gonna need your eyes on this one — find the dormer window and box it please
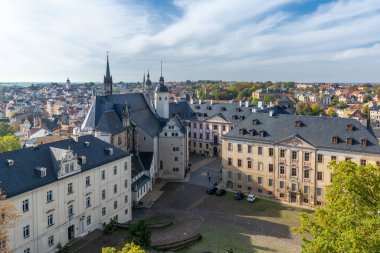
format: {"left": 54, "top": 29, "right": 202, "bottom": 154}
{"left": 360, "top": 138, "right": 367, "bottom": 147}
{"left": 295, "top": 120, "right": 303, "bottom": 127}
{"left": 260, "top": 130, "right": 266, "bottom": 137}
{"left": 221, "top": 107, "right": 226, "bottom": 111}
{"left": 240, "top": 116, "right": 246, "bottom": 120}
{"left": 252, "top": 119, "right": 259, "bottom": 125}
{"left": 346, "top": 124, "right": 354, "bottom": 131}
{"left": 331, "top": 136, "right": 338, "bottom": 144}
{"left": 203, "top": 113, "right": 207, "bottom": 117}
{"left": 207, "top": 106, "right": 212, "bottom": 110}
{"left": 346, "top": 137, "right": 353, "bottom": 145}
{"left": 249, "top": 129, "right": 256, "bottom": 136}
{"left": 239, "top": 128, "right": 245, "bottom": 135}
{"left": 195, "top": 105, "right": 200, "bottom": 109}
{"left": 236, "top": 108, "right": 241, "bottom": 112}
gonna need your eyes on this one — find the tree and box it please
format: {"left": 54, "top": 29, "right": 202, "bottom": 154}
{"left": 263, "top": 94, "right": 276, "bottom": 104}
{"left": 102, "top": 243, "right": 146, "bottom": 253}
{"left": 326, "top": 107, "right": 336, "bottom": 117}
{"left": 362, "top": 105, "right": 370, "bottom": 118}
{"left": 0, "top": 135, "right": 21, "bottom": 153}
{"left": 310, "top": 103, "right": 322, "bottom": 116}
{"left": 0, "top": 123, "right": 15, "bottom": 137}
{"left": 293, "top": 161, "right": 380, "bottom": 253}
{"left": 129, "top": 220, "right": 151, "bottom": 247}
{"left": 0, "top": 189, "right": 20, "bottom": 253}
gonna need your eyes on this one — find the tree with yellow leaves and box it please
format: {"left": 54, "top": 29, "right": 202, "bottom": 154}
{"left": 0, "top": 189, "right": 20, "bottom": 253}
{"left": 102, "top": 242, "right": 146, "bottom": 253}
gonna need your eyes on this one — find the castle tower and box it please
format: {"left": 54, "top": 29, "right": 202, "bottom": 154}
{"left": 154, "top": 62, "right": 169, "bottom": 118}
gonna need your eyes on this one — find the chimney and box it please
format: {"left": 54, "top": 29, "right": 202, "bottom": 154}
{"left": 269, "top": 102, "right": 273, "bottom": 107}
{"left": 210, "top": 100, "right": 213, "bottom": 106}
{"left": 7, "top": 159, "right": 14, "bottom": 167}
{"left": 190, "top": 98, "right": 194, "bottom": 104}
{"left": 245, "top": 101, "right": 249, "bottom": 107}
{"left": 78, "top": 156, "right": 86, "bottom": 165}
{"left": 239, "top": 101, "right": 242, "bottom": 107}
{"left": 269, "top": 110, "right": 275, "bottom": 117}
{"left": 104, "top": 147, "right": 113, "bottom": 156}
{"left": 199, "top": 99, "right": 202, "bottom": 105}
{"left": 84, "top": 141, "right": 90, "bottom": 147}
{"left": 258, "top": 101, "right": 263, "bottom": 108}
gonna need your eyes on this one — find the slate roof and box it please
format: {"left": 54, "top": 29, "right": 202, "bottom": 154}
{"left": 0, "top": 135, "right": 129, "bottom": 198}
{"left": 225, "top": 112, "right": 380, "bottom": 154}
{"left": 131, "top": 154, "right": 145, "bottom": 179}
{"left": 81, "top": 94, "right": 162, "bottom": 137}
{"left": 169, "top": 101, "right": 294, "bottom": 123}
{"left": 132, "top": 175, "right": 150, "bottom": 191}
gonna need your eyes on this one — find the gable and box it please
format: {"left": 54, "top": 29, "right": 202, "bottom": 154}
{"left": 204, "top": 114, "right": 229, "bottom": 123}
{"left": 276, "top": 135, "right": 315, "bottom": 149}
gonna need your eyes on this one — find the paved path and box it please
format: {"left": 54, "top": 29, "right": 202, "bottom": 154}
{"left": 189, "top": 156, "right": 222, "bottom": 188}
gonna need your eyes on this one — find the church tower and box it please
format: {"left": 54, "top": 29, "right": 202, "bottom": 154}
{"left": 104, "top": 53, "right": 113, "bottom": 96}
{"left": 154, "top": 62, "right": 169, "bottom": 119}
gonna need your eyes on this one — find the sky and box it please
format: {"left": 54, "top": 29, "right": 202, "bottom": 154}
{"left": 1, "top": 0, "right": 380, "bottom": 83}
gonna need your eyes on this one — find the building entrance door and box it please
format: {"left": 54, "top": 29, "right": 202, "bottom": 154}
{"left": 68, "top": 225, "right": 75, "bottom": 241}
{"left": 213, "top": 147, "right": 218, "bottom": 156}
{"left": 290, "top": 192, "right": 297, "bottom": 203}
{"left": 226, "top": 181, "right": 233, "bottom": 188}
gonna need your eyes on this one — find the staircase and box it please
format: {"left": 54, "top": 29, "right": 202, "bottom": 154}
{"left": 61, "top": 238, "right": 87, "bottom": 253}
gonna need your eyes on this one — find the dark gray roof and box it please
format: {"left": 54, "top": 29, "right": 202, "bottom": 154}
{"left": 0, "top": 135, "right": 129, "bottom": 198}
{"left": 131, "top": 154, "right": 145, "bottom": 179}
{"left": 82, "top": 94, "right": 162, "bottom": 137}
{"left": 138, "top": 152, "right": 154, "bottom": 171}
{"left": 225, "top": 113, "right": 380, "bottom": 154}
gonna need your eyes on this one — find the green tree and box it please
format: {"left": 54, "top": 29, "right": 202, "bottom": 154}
{"left": 129, "top": 220, "right": 151, "bottom": 247}
{"left": 362, "top": 105, "right": 370, "bottom": 118}
{"left": 0, "top": 135, "right": 20, "bottom": 153}
{"left": 0, "top": 123, "right": 16, "bottom": 137}
{"left": 102, "top": 243, "right": 146, "bottom": 253}
{"left": 363, "top": 95, "right": 372, "bottom": 103}
{"left": 263, "top": 94, "right": 276, "bottom": 104}
{"left": 293, "top": 161, "right": 380, "bottom": 253}
{"left": 310, "top": 103, "right": 322, "bottom": 116}
{"left": 326, "top": 107, "right": 336, "bottom": 117}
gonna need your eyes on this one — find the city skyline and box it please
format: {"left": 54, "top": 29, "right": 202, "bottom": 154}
{"left": 1, "top": 0, "right": 380, "bottom": 83}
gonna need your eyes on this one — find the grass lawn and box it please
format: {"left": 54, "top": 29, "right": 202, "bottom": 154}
{"left": 178, "top": 192, "right": 312, "bottom": 253}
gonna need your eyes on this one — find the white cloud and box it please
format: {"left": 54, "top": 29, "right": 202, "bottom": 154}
{"left": 0, "top": 0, "right": 380, "bottom": 82}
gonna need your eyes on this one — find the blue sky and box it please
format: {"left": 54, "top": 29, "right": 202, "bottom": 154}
{"left": 1, "top": 0, "right": 380, "bottom": 82}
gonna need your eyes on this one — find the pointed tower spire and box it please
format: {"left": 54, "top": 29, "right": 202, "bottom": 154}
{"left": 104, "top": 51, "right": 113, "bottom": 96}
{"left": 159, "top": 61, "right": 164, "bottom": 85}
{"left": 143, "top": 73, "right": 146, "bottom": 86}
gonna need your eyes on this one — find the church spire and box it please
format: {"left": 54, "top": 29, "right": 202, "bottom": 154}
{"left": 159, "top": 61, "right": 164, "bottom": 86}
{"left": 104, "top": 52, "right": 113, "bottom": 96}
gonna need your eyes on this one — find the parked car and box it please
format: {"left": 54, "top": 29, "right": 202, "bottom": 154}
{"left": 234, "top": 192, "right": 244, "bottom": 200}
{"left": 216, "top": 188, "right": 226, "bottom": 196}
{"left": 207, "top": 186, "right": 218, "bottom": 194}
{"left": 247, "top": 194, "right": 256, "bottom": 203}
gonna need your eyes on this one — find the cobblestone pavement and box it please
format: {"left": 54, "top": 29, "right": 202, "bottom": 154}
{"left": 189, "top": 154, "right": 222, "bottom": 188}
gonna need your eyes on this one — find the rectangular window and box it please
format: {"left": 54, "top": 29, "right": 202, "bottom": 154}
{"left": 114, "top": 201, "right": 118, "bottom": 209}
{"left": 304, "top": 169, "right": 309, "bottom": 178}
{"left": 279, "top": 181, "right": 285, "bottom": 189}
{"left": 318, "top": 154, "right": 323, "bottom": 163}
{"left": 22, "top": 199, "right": 29, "bottom": 213}
{"left": 199, "top": 143, "right": 202, "bottom": 148}
{"left": 304, "top": 152, "right": 309, "bottom": 161}
{"left": 237, "top": 144, "right": 242, "bottom": 152}
{"left": 102, "top": 190, "right": 106, "bottom": 200}
{"left": 258, "top": 147, "right": 263, "bottom": 155}
{"left": 124, "top": 179, "right": 128, "bottom": 188}
{"left": 124, "top": 162, "right": 128, "bottom": 170}
{"left": 67, "top": 183, "right": 73, "bottom": 194}
{"left": 23, "top": 225, "right": 30, "bottom": 239}
{"left": 360, "top": 159, "right": 367, "bottom": 166}
{"left": 214, "top": 125, "right": 218, "bottom": 130}
{"left": 68, "top": 205, "right": 73, "bottom": 217}
{"left": 125, "top": 208, "right": 129, "bottom": 215}
{"left": 113, "top": 166, "right": 117, "bottom": 175}
{"left": 0, "top": 241, "right": 5, "bottom": 251}
{"left": 200, "top": 133, "right": 203, "bottom": 139}
{"left": 101, "top": 170, "right": 106, "bottom": 180}
{"left": 291, "top": 167, "right": 297, "bottom": 177}
{"left": 69, "top": 163, "right": 74, "bottom": 172}
{"left": 65, "top": 164, "right": 69, "bottom": 173}
{"left": 86, "top": 215, "right": 91, "bottom": 225}
{"left": 124, "top": 195, "right": 128, "bottom": 204}
{"left": 227, "top": 171, "right": 232, "bottom": 179}
{"left": 47, "top": 214, "right": 53, "bottom": 227}
{"left": 317, "top": 172, "right": 323, "bottom": 181}
{"left": 280, "top": 149, "right": 285, "bottom": 158}
{"left": 247, "top": 145, "right": 252, "bottom": 153}
{"left": 85, "top": 176, "right": 90, "bottom": 187}
{"left": 228, "top": 158, "right": 232, "bottom": 165}
{"left": 48, "top": 235, "right": 54, "bottom": 247}
{"left": 317, "top": 187, "right": 322, "bottom": 196}
{"left": 268, "top": 179, "right": 273, "bottom": 187}
{"left": 86, "top": 196, "right": 91, "bottom": 208}
{"left": 102, "top": 207, "right": 106, "bottom": 216}
{"left": 279, "top": 166, "right": 285, "bottom": 175}
{"left": 237, "top": 173, "right": 242, "bottom": 181}
{"left": 258, "top": 177, "right": 263, "bottom": 185}
{"left": 24, "top": 248, "right": 30, "bottom": 253}
{"left": 304, "top": 186, "right": 309, "bottom": 194}
{"left": 291, "top": 183, "right": 297, "bottom": 191}
{"left": 247, "top": 175, "right": 252, "bottom": 182}
{"left": 247, "top": 160, "right": 252, "bottom": 169}
{"left": 269, "top": 148, "right": 274, "bottom": 156}
{"left": 46, "top": 190, "right": 53, "bottom": 203}
{"left": 237, "top": 159, "right": 242, "bottom": 167}
{"left": 114, "top": 184, "right": 118, "bottom": 194}
{"left": 331, "top": 156, "right": 337, "bottom": 161}
{"left": 268, "top": 164, "right": 274, "bottom": 172}
{"left": 292, "top": 151, "right": 297, "bottom": 160}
